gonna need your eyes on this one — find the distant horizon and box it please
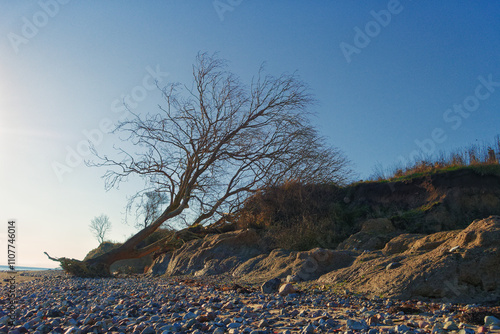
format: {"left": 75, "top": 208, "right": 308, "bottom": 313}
{"left": 0, "top": 265, "right": 61, "bottom": 271}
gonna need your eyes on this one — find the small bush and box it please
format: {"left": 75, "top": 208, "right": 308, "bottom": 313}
{"left": 234, "top": 181, "right": 362, "bottom": 251}
{"left": 84, "top": 241, "right": 122, "bottom": 261}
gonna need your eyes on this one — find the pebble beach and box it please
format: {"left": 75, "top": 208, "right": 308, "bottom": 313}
{"left": 1, "top": 271, "right": 499, "bottom": 334}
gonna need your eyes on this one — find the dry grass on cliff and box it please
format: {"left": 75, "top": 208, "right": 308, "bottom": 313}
{"left": 371, "top": 135, "right": 500, "bottom": 182}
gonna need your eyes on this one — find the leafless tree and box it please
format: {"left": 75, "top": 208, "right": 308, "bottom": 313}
{"left": 89, "top": 214, "right": 112, "bottom": 244}
{"left": 134, "top": 191, "right": 168, "bottom": 230}
{"left": 49, "top": 53, "right": 350, "bottom": 276}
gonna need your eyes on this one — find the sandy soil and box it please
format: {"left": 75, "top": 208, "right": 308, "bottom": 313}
{"left": 0, "top": 270, "right": 65, "bottom": 285}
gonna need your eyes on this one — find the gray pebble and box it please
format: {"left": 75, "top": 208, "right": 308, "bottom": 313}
{"left": 228, "top": 322, "right": 242, "bottom": 329}
{"left": 141, "top": 326, "right": 155, "bottom": 334}
{"left": 302, "top": 323, "right": 315, "bottom": 333}
{"left": 485, "top": 316, "right": 500, "bottom": 327}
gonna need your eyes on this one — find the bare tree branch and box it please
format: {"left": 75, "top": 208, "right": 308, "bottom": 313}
{"left": 79, "top": 52, "right": 351, "bottom": 275}
{"left": 89, "top": 214, "right": 112, "bottom": 244}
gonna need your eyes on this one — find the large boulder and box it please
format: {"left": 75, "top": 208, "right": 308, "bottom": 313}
{"left": 319, "top": 216, "right": 500, "bottom": 303}
{"left": 148, "top": 228, "right": 355, "bottom": 283}
{"left": 382, "top": 233, "right": 425, "bottom": 255}
{"left": 149, "top": 229, "right": 264, "bottom": 276}
{"left": 233, "top": 247, "right": 355, "bottom": 283}
{"left": 337, "top": 218, "right": 397, "bottom": 251}
{"left": 146, "top": 253, "right": 172, "bottom": 276}
{"left": 381, "top": 230, "right": 460, "bottom": 255}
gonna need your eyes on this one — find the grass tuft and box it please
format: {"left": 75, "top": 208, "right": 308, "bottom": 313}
{"left": 370, "top": 135, "right": 500, "bottom": 182}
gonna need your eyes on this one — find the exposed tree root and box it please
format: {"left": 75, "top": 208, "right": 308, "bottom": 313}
{"left": 44, "top": 252, "right": 112, "bottom": 277}
{"left": 44, "top": 225, "right": 218, "bottom": 277}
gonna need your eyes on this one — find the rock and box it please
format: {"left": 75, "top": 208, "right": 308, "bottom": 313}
{"left": 346, "top": 320, "right": 368, "bottom": 331}
{"left": 184, "top": 319, "right": 197, "bottom": 329}
{"left": 183, "top": 312, "right": 197, "bottom": 320}
{"left": 443, "top": 321, "right": 458, "bottom": 330}
{"left": 394, "top": 324, "right": 410, "bottom": 333}
{"left": 318, "top": 216, "right": 500, "bottom": 304}
{"left": 227, "top": 322, "right": 241, "bottom": 329}
{"left": 257, "top": 319, "right": 268, "bottom": 328}
{"left": 337, "top": 232, "right": 392, "bottom": 252}
{"left": 22, "top": 321, "right": 35, "bottom": 330}
{"left": 286, "top": 274, "right": 301, "bottom": 283}
{"left": 322, "top": 318, "right": 337, "bottom": 328}
{"left": 382, "top": 234, "right": 425, "bottom": 255}
{"left": 302, "top": 323, "right": 315, "bottom": 333}
{"left": 337, "top": 218, "right": 396, "bottom": 252}
{"left": 47, "top": 309, "right": 63, "bottom": 318}
{"left": 235, "top": 248, "right": 355, "bottom": 282}
{"left": 386, "top": 262, "right": 402, "bottom": 270}
{"left": 418, "top": 321, "right": 430, "bottom": 328}
{"left": 485, "top": 315, "right": 500, "bottom": 327}
{"left": 367, "top": 316, "right": 378, "bottom": 326}
{"left": 153, "top": 229, "right": 264, "bottom": 276}
{"left": 63, "top": 328, "right": 81, "bottom": 334}
{"left": 410, "top": 231, "right": 460, "bottom": 253}
{"left": 261, "top": 278, "right": 281, "bottom": 294}
{"left": 278, "top": 283, "right": 296, "bottom": 296}
{"left": 458, "top": 329, "right": 475, "bottom": 334}
{"left": 159, "top": 325, "right": 174, "bottom": 332}
{"left": 140, "top": 326, "right": 155, "bottom": 334}
{"left": 196, "top": 315, "right": 209, "bottom": 323}
{"left": 146, "top": 253, "right": 172, "bottom": 276}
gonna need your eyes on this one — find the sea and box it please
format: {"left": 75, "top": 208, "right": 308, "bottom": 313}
{"left": 0, "top": 265, "right": 60, "bottom": 271}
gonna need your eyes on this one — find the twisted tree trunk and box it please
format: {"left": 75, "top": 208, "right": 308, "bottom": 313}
{"left": 46, "top": 203, "right": 189, "bottom": 277}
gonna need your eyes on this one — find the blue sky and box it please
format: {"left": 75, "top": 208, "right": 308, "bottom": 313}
{"left": 1, "top": 1, "right": 499, "bottom": 267}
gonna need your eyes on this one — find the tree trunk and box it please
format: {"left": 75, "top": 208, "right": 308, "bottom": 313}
{"left": 46, "top": 202, "right": 192, "bottom": 277}
{"left": 45, "top": 234, "right": 176, "bottom": 277}
{"left": 45, "top": 206, "right": 215, "bottom": 277}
